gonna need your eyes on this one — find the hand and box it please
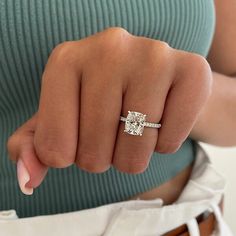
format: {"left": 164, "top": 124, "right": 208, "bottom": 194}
{"left": 7, "top": 27, "right": 212, "bottom": 195}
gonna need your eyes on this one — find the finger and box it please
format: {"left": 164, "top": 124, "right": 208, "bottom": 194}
{"left": 75, "top": 69, "right": 123, "bottom": 173}
{"left": 17, "top": 141, "right": 48, "bottom": 195}
{"left": 7, "top": 113, "right": 48, "bottom": 195}
{"left": 155, "top": 54, "right": 212, "bottom": 153}
{"left": 33, "top": 43, "right": 81, "bottom": 168}
{"left": 7, "top": 113, "right": 38, "bottom": 163}
{"left": 112, "top": 73, "right": 169, "bottom": 174}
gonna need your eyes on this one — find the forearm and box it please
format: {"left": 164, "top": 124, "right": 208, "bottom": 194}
{"left": 190, "top": 71, "right": 236, "bottom": 146}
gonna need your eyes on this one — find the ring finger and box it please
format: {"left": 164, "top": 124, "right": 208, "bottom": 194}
{"left": 112, "top": 74, "right": 169, "bottom": 174}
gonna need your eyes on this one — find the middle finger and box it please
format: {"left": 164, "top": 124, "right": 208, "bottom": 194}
{"left": 75, "top": 67, "right": 123, "bottom": 173}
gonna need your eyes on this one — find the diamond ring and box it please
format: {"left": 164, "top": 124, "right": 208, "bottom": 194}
{"left": 120, "top": 111, "right": 161, "bottom": 136}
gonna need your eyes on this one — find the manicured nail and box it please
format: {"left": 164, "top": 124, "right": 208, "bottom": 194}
{"left": 17, "top": 159, "right": 34, "bottom": 195}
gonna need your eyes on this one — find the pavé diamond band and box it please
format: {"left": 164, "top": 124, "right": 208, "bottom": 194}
{"left": 120, "top": 111, "right": 161, "bottom": 136}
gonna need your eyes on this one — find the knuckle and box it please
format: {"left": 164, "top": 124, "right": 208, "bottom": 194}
{"left": 6, "top": 134, "right": 19, "bottom": 159}
{"left": 184, "top": 53, "right": 211, "bottom": 76}
{"left": 76, "top": 150, "right": 111, "bottom": 173}
{"left": 188, "top": 54, "right": 211, "bottom": 77}
{"left": 113, "top": 154, "right": 149, "bottom": 174}
{"left": 176, "top": 52, "right": 213, "bottom": 98}
{"left": 6, "top": 134, "right": 16, "bottom": 151}
{"left": 98, "top": 27, "right": 131, "bottom": 57}
{"left": 156, "top": 142, "right": 181, "bottom": 154}
{"left": 36, "top": 148, "right": 73, "bottom": 168}
{"left": 149, "top": 40, "right": 174, "bottom": 75}
{"left": 126, "top": 163, "right": 148, "bottom": 174}
{"left": 50, "top": 41, "right": 77, "bottom": 67}
{"left": 34, "top": 139, "right": 74, "bottom": 168}
{"left": 154, "top": 40, "right": 171, "bottom": 53}
{"left": 187, "top": 54, "right": 213, "bottom": 95}
{"left": 103, "top": 27, "right": 130, "bottom": 39}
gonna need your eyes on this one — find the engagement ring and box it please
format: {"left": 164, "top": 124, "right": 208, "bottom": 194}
{"left": 120, "top": 111, "right": 161, "bottom": 136}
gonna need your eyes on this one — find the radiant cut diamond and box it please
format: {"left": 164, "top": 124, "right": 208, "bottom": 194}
{"left": 124, "top": 111, "right": 146, "bottom": 136}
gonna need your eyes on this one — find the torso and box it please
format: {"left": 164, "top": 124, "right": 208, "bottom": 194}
{"left": 0, "top": 0, "right": 215, "bottom": 217}
{"left": 128, "top": 163, "right": 194, "bottom": 204}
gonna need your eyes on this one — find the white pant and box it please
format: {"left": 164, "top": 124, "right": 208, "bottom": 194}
{"left": 0, "top": 144, "right": 234, "bottom": 236}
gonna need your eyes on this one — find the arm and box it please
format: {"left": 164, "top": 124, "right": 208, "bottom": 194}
{"left": 190, "top": 0, "right": 236, "bottom": 147}
{"left": 190, "top": 72, "right": 236, "bottom": 146}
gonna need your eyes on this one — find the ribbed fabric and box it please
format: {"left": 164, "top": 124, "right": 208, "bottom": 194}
{"left": 0, "top": 0, "right": 215, "bottom": 218}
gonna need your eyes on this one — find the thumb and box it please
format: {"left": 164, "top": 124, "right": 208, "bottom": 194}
{"left": 7, "top": 112, "right": 48, "bottom": 195}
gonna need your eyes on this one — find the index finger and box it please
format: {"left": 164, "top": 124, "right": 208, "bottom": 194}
{"left": 34, "top": 42, "right": 81, "bottom": 167}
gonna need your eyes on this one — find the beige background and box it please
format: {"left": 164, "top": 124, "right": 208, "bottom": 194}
{"left": 200, "top": 143, "right": 236, "bottom": 233}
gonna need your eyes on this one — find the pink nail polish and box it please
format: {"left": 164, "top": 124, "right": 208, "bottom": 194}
{"left": 17, "top": 159, "right": 34, "bottom": 195}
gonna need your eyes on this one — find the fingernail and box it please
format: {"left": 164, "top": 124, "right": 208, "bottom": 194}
{"left": 17, "top": 159, "right": 34, "bottom": 195}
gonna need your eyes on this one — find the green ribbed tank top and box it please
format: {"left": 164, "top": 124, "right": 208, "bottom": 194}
{"left": 0, "top": 0, "right": 215, "bottom": 218}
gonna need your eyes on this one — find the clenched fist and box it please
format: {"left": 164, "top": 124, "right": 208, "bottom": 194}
{"left": 7, "top": 27, "right": 212, "bottom": 195}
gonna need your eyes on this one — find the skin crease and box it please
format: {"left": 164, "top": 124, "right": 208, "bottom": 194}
{"left": 6, "top": 0, "right": 236, "bottom": 201}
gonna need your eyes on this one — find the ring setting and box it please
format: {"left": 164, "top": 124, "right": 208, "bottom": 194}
{"left": 120, "top": 111, "right": 161, "bottom": 136}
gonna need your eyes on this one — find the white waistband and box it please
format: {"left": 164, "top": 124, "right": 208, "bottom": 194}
{"left": 0, "top": 144, "right": 233, "bottom": 236}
